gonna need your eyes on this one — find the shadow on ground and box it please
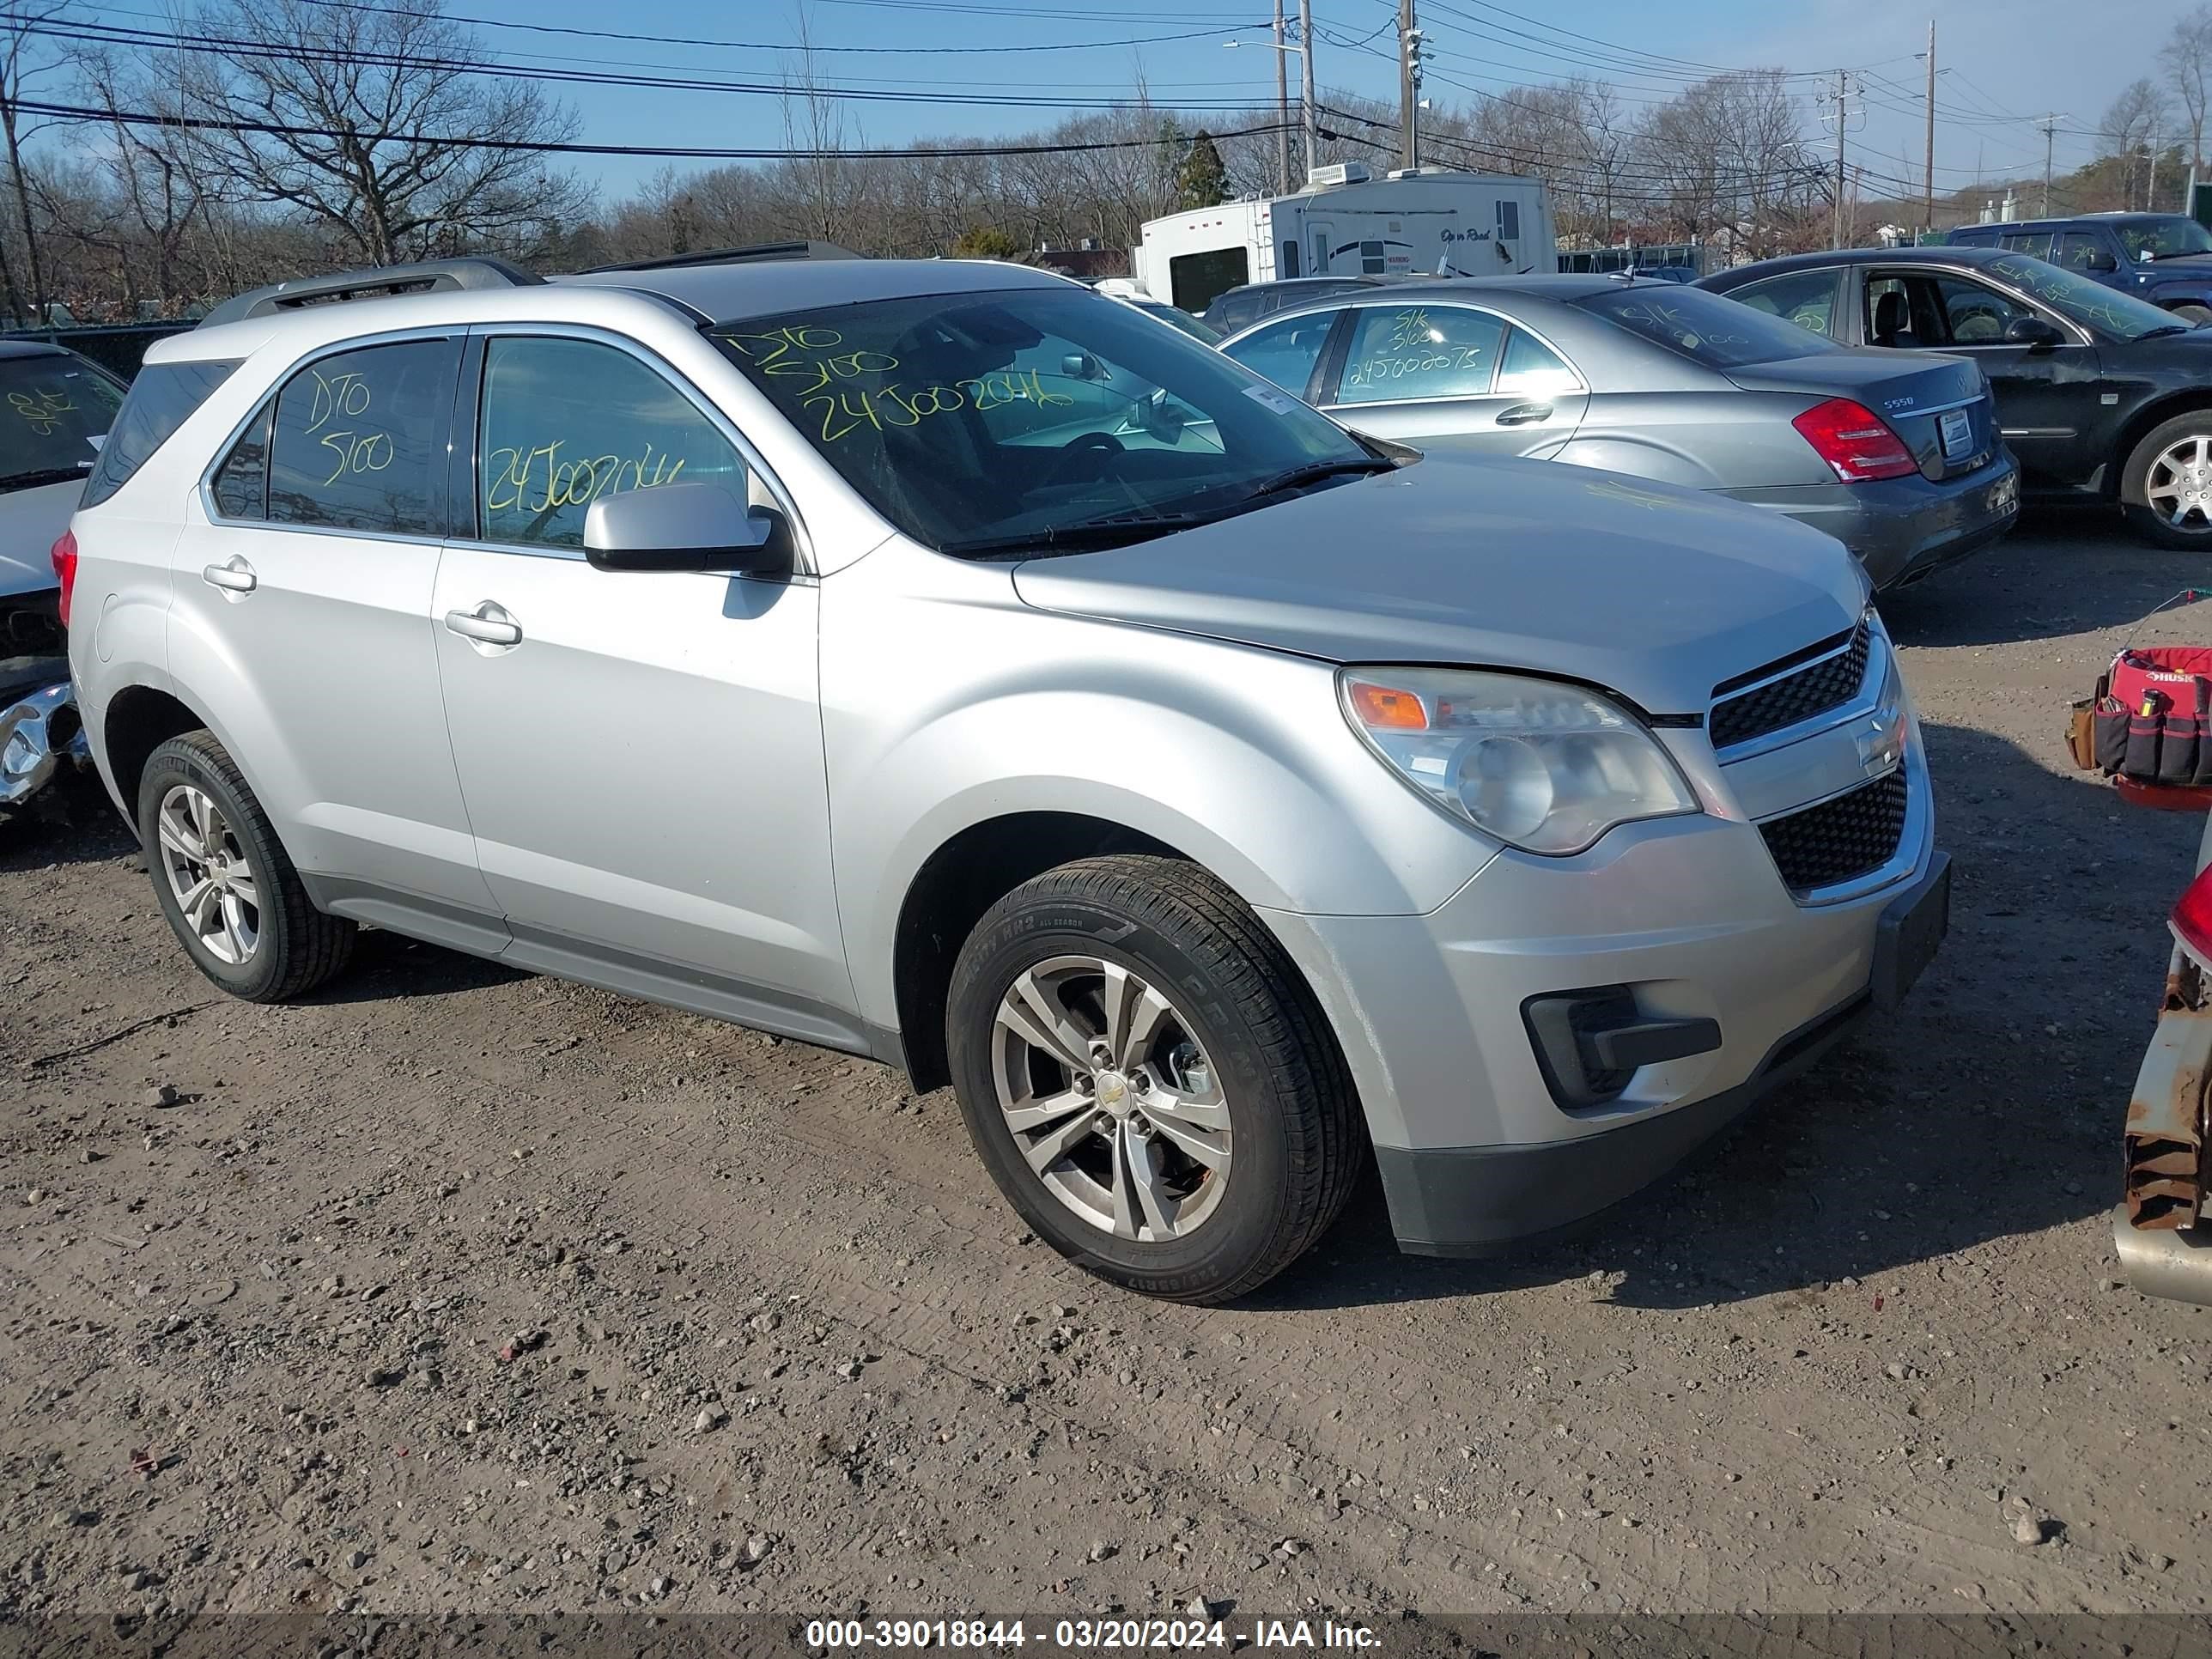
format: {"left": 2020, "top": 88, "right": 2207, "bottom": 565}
{"left": 1880, "top": 504, "right": 2207, "bottom": 649}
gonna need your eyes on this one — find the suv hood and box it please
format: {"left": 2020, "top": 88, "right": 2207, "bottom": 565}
{"left": 1012, "top": 451, "right": 1867, "bottom": 717}
{"left": 2144, "top": 252, "right": 2212, "bottom": 282}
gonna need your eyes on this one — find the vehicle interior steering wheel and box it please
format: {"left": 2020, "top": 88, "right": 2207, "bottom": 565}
{"left": 1040, "top": 429, "right": 1126, "bottom": 485}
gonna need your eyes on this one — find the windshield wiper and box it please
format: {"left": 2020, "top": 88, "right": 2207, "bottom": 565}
{"left": 938, "top": 511, "right": 1206, "bottom": 559}
{"left": 1231, "top": 457, "right": 1395, "bottom": 505}
{"left": 2139, "top": 323, "right": 2195, "bottom": 339}
{"left": 0, "top": 465, "right": 89, "bottom": 491}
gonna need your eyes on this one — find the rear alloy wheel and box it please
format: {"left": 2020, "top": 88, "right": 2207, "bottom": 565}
{"left": 2124, "top": 412, "right": 2212, "bottom": 548}
{"left": 946, "top": 854, "right": 1364, "bottom": 1304}
{"left": 137, "top": 729, "right": 355, "bottom": 1001}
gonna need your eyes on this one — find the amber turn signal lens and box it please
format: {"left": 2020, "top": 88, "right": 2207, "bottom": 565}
{"left": 1349, "top": 681, "right": 1428, "bottom": 730}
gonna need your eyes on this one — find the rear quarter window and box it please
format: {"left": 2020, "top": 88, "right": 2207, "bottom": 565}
{"left": 81, "top": 359, "right": 236, "bottom": 507}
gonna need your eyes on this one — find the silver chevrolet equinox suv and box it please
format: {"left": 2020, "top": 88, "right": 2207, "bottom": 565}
{"left": 62, "top": 252, "right": 1949, "bottom": 1303}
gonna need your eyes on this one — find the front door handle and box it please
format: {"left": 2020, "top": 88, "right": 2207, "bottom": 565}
{"left": 1495, "top": 402, "right": 1553, "bottom": 427}
{"left": 202, "top": 556, "right": 257, "bottom": 593}
{"left": 443, "top": 604, "right": 522, "bottom": 647}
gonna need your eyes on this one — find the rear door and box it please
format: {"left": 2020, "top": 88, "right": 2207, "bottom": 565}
{"left": 167, "top": 331, "right": 499, "bottom": 921}
{"left": 1219, "top": 308, "right": 1348, "bottom": 402}
{"left": 1317, "top": 299, "right": 1587, "bottom": 458}
{"left": 1851, "top": 264, "right": 2103, "bottom": 487}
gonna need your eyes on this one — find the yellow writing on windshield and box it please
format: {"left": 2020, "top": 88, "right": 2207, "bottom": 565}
{"left": 8, "top": 386, "right": 77, "bottom": 435}
{"left": 484, "top": 439, "right": 689, "bottom": 515}
{"left": 801, "top": 368, "right": 1072, "bottom": 445}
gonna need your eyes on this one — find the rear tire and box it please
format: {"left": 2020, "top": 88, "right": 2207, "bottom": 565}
{"left": 137, "top": 730, "right": 355, "bottom": 1002}
{"left": 945, "top": 854, "right": 1364, "bottom": 1304}
{"left": 2122, "top": 410, "right": 2212, "bottom": 549}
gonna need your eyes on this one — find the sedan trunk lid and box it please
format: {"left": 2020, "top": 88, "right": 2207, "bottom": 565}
{"left": 1725, "top": 351, "right": 1994, "bottom": 483}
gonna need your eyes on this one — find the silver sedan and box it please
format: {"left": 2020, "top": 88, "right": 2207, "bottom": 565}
{"left": 1220, "top": 275, "right": 2021, "bottom": 591}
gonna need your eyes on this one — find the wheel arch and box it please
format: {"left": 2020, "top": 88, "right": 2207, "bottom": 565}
{"left": 2112, "top": 391, "right": 2212, "bottom": 504}
{"left": 891, "top": 811, "right": 1195, "bottom": 1093}
{"left": 102, "top": 684, "right": 215, "bottom": 821}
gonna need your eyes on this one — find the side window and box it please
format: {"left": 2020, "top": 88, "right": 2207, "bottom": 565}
{"left": 1729, "top": 269, "right": 1843, "bottom": 338}
{"left": 477, "top": 337, "right": 745, "bottom": 550}
{"left": 1336, "top": 304, "right": 1504, "bottom": 404}
{"left": 1498, "top": 200, "right": 1521, "bottom": 241}
{"left": 82, "top": 359, "right": 235, "bottom": 508}
{"left": 211, "top": 401, "right": 271, "bottom": 520}
{"left": 2057, "top": 233, "right": 2111, "bottom": 272}
{"left": 2002, "top": 232, "right": 2056, "bottom": 261}
{"left": 1932, "top": 275, "right": 2027, "bottom": 343}
{"left": 1280, "top": 240, "right": 1302, "bottom": 279}
{"left": 267, "top": 338, "right": 457, "bottom": 536}
{"left": 1495, "top": 327, "right": 1582, "bottom": 396}
{"left": 1358, "top": 240, "right": 1387, "bottom": 276}
{"left": 1167, "top": 246, "right": 1248, "bottom": 313}
{"left": 1222, "top": 310, "right": 1339, "bottom": 395}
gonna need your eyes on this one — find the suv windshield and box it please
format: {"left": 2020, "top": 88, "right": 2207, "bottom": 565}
{"left": 2117, "top": 216, "right": 2212, "bottom": 261}
{"left": 0, "top": 351, "right": 125, "bottom": 489}
{"left": 715, "top": 286, "right": 1373, "bottom": 554}
{"left": 1574, "top": 283, "right": 1841, "bottom": 367}
{"left": 1982, "top": 252, "right": 2185, "bottom": 339}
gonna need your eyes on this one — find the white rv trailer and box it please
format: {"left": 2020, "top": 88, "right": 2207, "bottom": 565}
{"left": 1130, "top": 164, "right": 1558, "bottom": 314}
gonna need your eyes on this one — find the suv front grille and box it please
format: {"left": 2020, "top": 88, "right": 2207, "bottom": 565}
{"left": 1759, "top": 767, "right": 1908, "bottom": 892}
{"left": 1710, "top": 622, "right": 1870, "bottom": 750}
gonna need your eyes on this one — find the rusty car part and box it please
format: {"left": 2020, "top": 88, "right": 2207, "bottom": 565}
{"left": 0, "top": 678, "right": 88, "bottom": 815}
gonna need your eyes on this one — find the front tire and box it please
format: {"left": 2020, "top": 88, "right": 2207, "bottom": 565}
{"left": 2172, "top": 304, "right": 2212, "bottom": 327}
{"left": 2122, "top": 410, "right": 2212, "bottom": 549}
{"left": 137, "top": 730, "right": 355, "bottom": 1002}
{"left": 946, "top": 855, "right": 1363, "bottom": 1304}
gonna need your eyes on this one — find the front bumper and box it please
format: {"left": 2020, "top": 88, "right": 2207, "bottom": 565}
{"left": 1260, "top": 743, "right": 1942, "bottom": 1255}
{"left": 1724, "top": 453, "right": 2021, "bottom": 592}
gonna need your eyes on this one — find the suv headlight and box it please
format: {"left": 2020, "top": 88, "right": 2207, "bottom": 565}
{"left": 1340, "top": 666, "right": 1698, "bottom": 854}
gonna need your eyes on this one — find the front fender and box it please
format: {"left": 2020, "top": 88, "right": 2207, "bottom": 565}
{"left": 819, "top": 543, "right": 1496, "bottom": 1027}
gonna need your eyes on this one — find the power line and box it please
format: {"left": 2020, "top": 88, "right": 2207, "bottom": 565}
{"left": 18, "top": 95, "right": 1299, "bottom": 160}
{"left": 23, "top": 15, "right": 1286, "bottom": 112}
{"left": 280, "top": 0, "right": 1257, "bottom": 58}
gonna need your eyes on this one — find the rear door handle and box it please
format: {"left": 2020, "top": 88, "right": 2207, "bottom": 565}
{"left": 1495, "top": 403, "right": 1553, "bottom": 427}
{"left": 202, "top": 556, "right": 256, "bottom": 593}
{"left": 443, "top": 605, "right": 522, "bottom": 647}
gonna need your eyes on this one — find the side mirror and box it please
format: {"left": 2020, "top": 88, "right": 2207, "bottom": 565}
{"left": 1060, "top": 351, "right": 1106, "bottom": 381}
{"left": 1140, "top": 386, "right": 1187, "bottom": 441}
{"left": 583, "top": 481, "right": 793, "bottom": 575}
{"left": 2004, "top": 315, "right": 2064, "bottom": 351}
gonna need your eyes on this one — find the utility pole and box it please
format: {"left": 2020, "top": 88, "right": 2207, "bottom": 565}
{"left": 1272, "top": 0, "right": 1290, "bottom": 195}
{"left": 1398, "top": 0, "right": 1419, "bottom": 170}
{"left": 1298, "top": 0, "right": 1317, "bottom": 183}
{"left": 2149, "top": 123, "right": 2161, "bottom": 210}
{"left": 1922, "top": 20, "right": 1936, "bottom": 238}
{"left": 1832, "top": 70, "right": 1850, "bottom": 250}
{"left": 2039, "top": 113, "right": 2061, "bottom": 216}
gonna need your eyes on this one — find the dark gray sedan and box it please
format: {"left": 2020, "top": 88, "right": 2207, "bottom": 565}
{"left": 1219, "top": 275, "right": 2020, "bottom": 591}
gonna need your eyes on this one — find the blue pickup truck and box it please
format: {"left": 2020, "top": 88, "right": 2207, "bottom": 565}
{"left": 1947, "top": 213, "right": 2212, "bottom": 324}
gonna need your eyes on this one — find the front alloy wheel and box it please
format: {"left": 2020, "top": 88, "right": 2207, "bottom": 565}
{"left": 992, "top": 956, "right": 1231, "bottom": 1242}
{"left": 155, "top": 782, "right": 261, "bottom": 964}
{"left": 2144, "top": 432, "right": 2212, "bottom": 536}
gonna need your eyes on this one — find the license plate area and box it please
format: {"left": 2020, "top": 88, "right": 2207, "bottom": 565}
{"left": 1938, "top": 407, "right": 1973, "bottom": 461}
{"left": 1874, "top": 851, "right": 1950, "bottom": 1011}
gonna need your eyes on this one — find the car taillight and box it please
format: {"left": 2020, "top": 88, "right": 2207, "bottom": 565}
{"left": 2173, "top": 863, "right": 2212, "bottom": 969}
{"left": 1791, "top": 398, "right": 1920, "bottom": 483}
{"left": 49, "top": 528, "right": 76, "bottom": 629}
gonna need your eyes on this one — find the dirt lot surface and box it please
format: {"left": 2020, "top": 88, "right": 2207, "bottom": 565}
{"left": 6, "top": 509, "right": 2212, "bottom": 1626}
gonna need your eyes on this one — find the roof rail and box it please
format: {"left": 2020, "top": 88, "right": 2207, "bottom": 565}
{"left": 580, "top": 240, "right": 862, "bottom": 274}
{"left": 198, "top": 257, "right": 544, "bottom": 328}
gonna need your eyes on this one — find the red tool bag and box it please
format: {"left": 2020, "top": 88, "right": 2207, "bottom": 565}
{"left": 2076, "top": 640, "right": 2212, "bottom": 788}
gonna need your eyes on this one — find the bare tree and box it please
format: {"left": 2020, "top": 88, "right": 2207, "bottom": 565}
{"left": 2168, "top": 3, "right": 2212, "bottom": 179}
{"left": 2101, "top": 77, "right": 2173, "bottom": 208}
{"left": 175, "top": 0, "right": 587, "bottom": 267}
{"left": 0, "top": 2, "right": 77, "bottom": 322}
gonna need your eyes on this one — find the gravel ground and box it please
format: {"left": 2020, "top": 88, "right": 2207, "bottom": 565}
{"left": 4, "top": 507, "right": 2211, "bottom": 1624}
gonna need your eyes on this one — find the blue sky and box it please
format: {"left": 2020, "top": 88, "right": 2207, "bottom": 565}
{"left": 82, "top": 0, "right": 2172, "bottom": 204}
